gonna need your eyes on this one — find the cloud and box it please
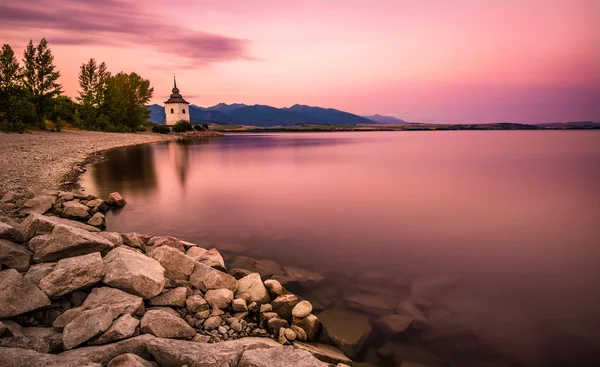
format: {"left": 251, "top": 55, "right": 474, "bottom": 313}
{"left": 0, "top": 0, "right": 250, "bottom": 64}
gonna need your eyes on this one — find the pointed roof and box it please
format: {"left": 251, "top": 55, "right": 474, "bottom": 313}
{"left": 164, "top": 75, "right": 189, "bottom": 104}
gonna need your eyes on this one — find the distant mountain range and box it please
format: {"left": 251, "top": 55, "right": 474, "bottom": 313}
{"left": 362, "top": 114, "right": 407, "bottom": 124}
{"left": 147, "top": 103, "right": 392, "bottom": 126}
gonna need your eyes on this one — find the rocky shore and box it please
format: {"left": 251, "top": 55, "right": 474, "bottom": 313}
{"left": 0, "top": 189, "right": 352, "bottom": 367}
{"left": 0, "top": 131, "right": 178, "bottom": 199}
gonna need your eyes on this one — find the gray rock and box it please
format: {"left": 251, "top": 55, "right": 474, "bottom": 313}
{"left": 239, "top": 346, "right": 328, "bottom": 367}
{"left": 0, "top": 239, "right": 32, "bottom": 271}
{"left": 149, "top": 287, "right": 187, "bottom": 307}
{"left": 292, "top": 300, "right": 313, "bottom": 318}
{"left": 103, "top": 247, "right": 165, "bottom": 299}
{"left": 108, "top": 353, "right": 156, "bottom": 367}
{"left": 146, "top": 236, "right": 184, "bottom": 253}
{"left": 107, "top": 192, "right": 127, "bottom": 207}
{"left": 148, "top": 245, "right": 195, "bottom": 280}
{"left": 203, "top": 316, "right": 222, "bottom": 331}
{"left": 272, "top": 293, "right": 299, "bottom": 320}
{"left": 293, "top": 341, "right": 352, "bottom": 365}
{"left": 96, "top": 232, "right": 124, "bottom": 247}
{"left": 63, "top": 305, "right": 115, "bottom": 349}
{"left": 293, "top": 314, "right": 321, "bottom": 342}
{"left": 62, "top": 201, "right": 91, "bottom": 220}
{"left": 189, "top": 262, "right": 238, "bottom": 293}
{"left": 0, "top": 269, "right": 51, "bottom": 318}
{"left": 184, "top": 246, "right": 207, "bottom": 261}
{"left": 372, "top": 314, "right": 413, "bottom": 336}
{"left": 318, "top": 306, "right": 372, "bottom": 358}
{"left": 186, "top": 294, "right": 209, "bottom": 313}
{"left": 196, "top": 248, "right": 226, "bottom": 270}
{"left": 18, "top": 194, "right": 56, "bottom": 216}
{"left": 236, "top": 273, "right": 271, "bottom": 305}
{"left": 20, "top": 213, "right": 100, "bottom": 241}
{"left": 39, "top": 252, "right": 104, "bottom": 298}
{"left": 344, "top": 294, "right": 394, "bottom": 316}
{"left": 82, "top": 286, "right": 145, "bottom": 319}
{"left": 205, "top": 288, "right": 234, "bottom": 309}
{"left": 121, "top": 232, "right": 146, "bottom": 250}
{"left": 264, "top": 279, "right": 285, "bottom": 298}
{"left": 140, "top": 308, "right": 195, "bottom": 339}
{"left": 232, "top": 298, "right": 248, "bottom": 312}
{"left": 33, "top": 224, "right": 113, "bottom": 263}
{"left": 87, "top": 213, "right": 106, "bottom": 229}
{"left": 89, "top": 314, "right": 139, "bottom": 345}
{"left": 0, "top": 222, "right": 25, "bottom": 243}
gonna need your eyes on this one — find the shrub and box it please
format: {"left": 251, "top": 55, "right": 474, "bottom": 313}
{"left": 152, "top": 124, "right": 170, "bottom": 134}
{"left": 172, "top": 120, "right": 193, "bottom": 133}
{"left": 193, "top": 124, "right": 203, "bottom": 131}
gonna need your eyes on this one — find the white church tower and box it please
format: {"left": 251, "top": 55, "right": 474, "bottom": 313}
{"left": 164, "top": 76, "right": 190, "bottom": 125}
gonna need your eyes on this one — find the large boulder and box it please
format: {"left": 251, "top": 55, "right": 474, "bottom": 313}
{"left": 293, "top": 301, "right": 313, "bottom": 318}
{"left": 140, "top": 308, "right": 195, "bottom": 339}
{"left": 121, "top": 233, "right": 146, "bottom": 250}
{"left": 0, "top": 222, "right": 25, "bottom": 243}
{"left": 318, "top": 306, "right": 373, "bottom": 358}
{"left": 236, "top": 273, "right": 271, "bottom": 305}
{"left": 272, "top": 294, "right": 299, "bottom": 320}
{"left": 0, "top": 347, "right": 102, "bottom": 367}
{"left": 89, "top": 314, "right": 140, "bottom": 345}
{"left": 145, "top": 337, "right": 282, "bottom": 367}
{"left": 204, "top": 288, "right": 234, "bottom": 309}
{"left": 0, "top": 239, "right": 32, "bottom": 271}
{"left": 54, "top": 306, "right": 88, "bottom": 329}
{"left": 24, "top": 262, "right": 56, "bottom": 286}
{"left": 264, "top": 279, "right": 286, "bottom": 299}
{"left": 196, "top": 248, "right": 226, "bottom": 270}
{"left": 0, "top": 269, "right": 51, "bottom": 318}
{"left": 148, "top": 246, "right": 195, "bottom": 280}
{"left": 96, "top": 232, "right": 124, "bottom": 247}
{"left": 38, "top": 252, "right": 104, "bottom": 298}
{"left": 58, "top": 335, "right": 155, "bottom": 365}
{"left": 239, "top": 346, "right": 329, "bottom": 367}
{"left": 146, "top": 236, "right": 184, "bottom": 253}
{"left": 82, "top": 286, "right": 145, "bottom": 319}
{"left": 230, "top": 256, "right": 284, "bottom": 278}
{"left": 189, "top": 262, "right": 238, "bottom": 293}
{"left": 62, "top": 201, "right": 91, "bottom": 220}
{"left": 18, "top": 194, "right": 55, "bottom": 216}
{"left": 149, "top": 287, "right": 187, "bottom": 307}
{"left": 63, "top": 305, "right": 115, "bottom": 349}
{"left": 185, "top": 247, "right": 207, "bottom": 261}
{"left": 102, "top": 247, "right": 165, "bottom": 299}
{"left": 20, "top": 213, "right": 100, "bottom": 241}
{"left": 33, "top": 224, "right": 113, "bottom": 263}
{"left": 293, "top": 341, "right": 352, "bottom": 365}
{"left": 108, "top": 354, "right": 155, "bottom": 367}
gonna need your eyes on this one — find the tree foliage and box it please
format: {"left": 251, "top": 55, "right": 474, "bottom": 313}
{"left": 172, "top": 120, "right": 193, "bottom": 133}
{"left": 0, "top": 44, "right": 35, "bottom": 132}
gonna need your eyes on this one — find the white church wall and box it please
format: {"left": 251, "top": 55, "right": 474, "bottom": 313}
{"left": 165, "top": 103, "right": 190, "bottom": 125}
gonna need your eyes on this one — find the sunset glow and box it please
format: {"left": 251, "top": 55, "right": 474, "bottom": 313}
{"left": 1, "top": 0, "right": 598, "bottom": 123}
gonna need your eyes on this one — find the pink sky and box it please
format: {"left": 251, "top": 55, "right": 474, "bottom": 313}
{"left": 1, "top": 0, "right": 598, "bottom": 124}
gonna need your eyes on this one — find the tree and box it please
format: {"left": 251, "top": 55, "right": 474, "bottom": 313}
{"left": 77, "top": 58, "right": 110, "bottom": 130}
{"left": 0, "top": 44, "right": 34, "bottom": 132}
{"left": 22, "top": 38, "right": 62, "bottom": 129}
{"left": 102, "top": 72, "right": 153, "bottom": 132}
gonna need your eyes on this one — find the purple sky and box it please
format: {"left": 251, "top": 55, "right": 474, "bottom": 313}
{"left": 1, "top": 0, "right": 599, "bottom": 123}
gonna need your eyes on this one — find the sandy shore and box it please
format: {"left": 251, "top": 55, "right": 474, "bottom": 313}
{"left": 0, "top": 130, "right": 176, "bottom": 197}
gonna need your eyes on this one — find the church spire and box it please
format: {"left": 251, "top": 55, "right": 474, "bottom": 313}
{"left": 173, "top": 74, "right": 177, "bottom": 89}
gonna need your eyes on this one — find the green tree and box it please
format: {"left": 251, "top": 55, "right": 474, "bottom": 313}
{"left": 22, "top": 38, "right": 62, "bottom": 129}
{"left": 0, "top": 44, "right": 34, "bottom": 132}
{"left": 77, "top": 58, "right": 110, "bottom": 129}
{"left": 48, "top": 95, "right": 77, "bottom": 131}
{"left": 102, "top": 72, "right": 153, "bottom": 132}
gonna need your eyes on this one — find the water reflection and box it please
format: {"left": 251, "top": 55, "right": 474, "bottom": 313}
{"left": 81, "top": 132, "right": 600, "bottom": 367}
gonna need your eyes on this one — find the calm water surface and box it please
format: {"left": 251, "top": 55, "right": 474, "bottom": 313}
{"left": 82, "top": 131, "right": 600, "bottom": 366}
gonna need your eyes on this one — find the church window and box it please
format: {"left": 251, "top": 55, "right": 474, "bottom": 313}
{"left": 182, "top": 109, "right": 186, "bottom": 114}
{"left": 170, "top": 108, "right": 174, "bottom": 114}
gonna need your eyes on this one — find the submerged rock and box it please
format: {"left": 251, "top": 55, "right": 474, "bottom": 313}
{"left": 372, "top": 314, "right": 413, "bottom": 336}
{"left": 0, "top": 269, "right": 51, "bottom": 318}
{"left": 102, "top": 247, "right": 165, "bottom": 299}
{"left": 230, "top": 256, "right": 284, "bottom": 278}
{"left": 344, "top": 294, "right": 394, "bottom": 316}
{"left": 318, "top": 306, "right": 372, "bottom": 358}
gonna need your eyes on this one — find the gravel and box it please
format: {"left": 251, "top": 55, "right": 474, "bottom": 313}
{"left": 0, "top": 130, "right": 175, "bottom": 197}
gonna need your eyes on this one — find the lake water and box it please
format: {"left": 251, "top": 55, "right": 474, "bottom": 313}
{"left": 81, "top": 131, "right": 600, "bottom": 367}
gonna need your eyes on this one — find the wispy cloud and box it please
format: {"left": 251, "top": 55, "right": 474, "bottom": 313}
{"left": 0, "top": 0, "right": 251, "bottom": 64}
